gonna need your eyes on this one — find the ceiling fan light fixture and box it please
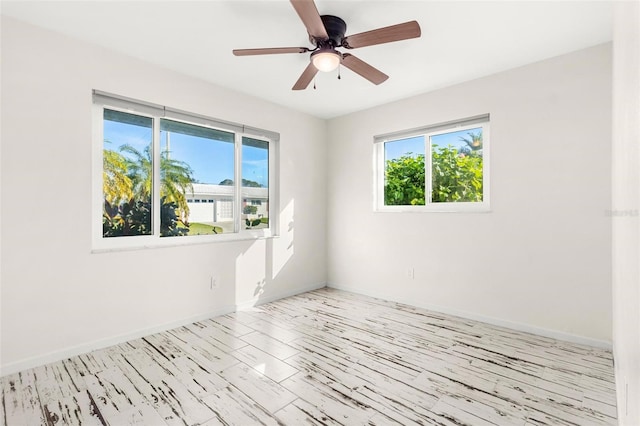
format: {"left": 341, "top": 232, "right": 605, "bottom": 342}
{"left": 311, "top": 49, "right": 341, "bottom": 72}
{"left": 233, "top": 0, "right": 422, "bottom": 90}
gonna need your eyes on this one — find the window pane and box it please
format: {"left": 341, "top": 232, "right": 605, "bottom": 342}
{"left": 103, "top": 109, "right": 153, "bottom": 237}
{"left": 160, "top": 119, "right": 235, "bottom": 236}
{"left": 242, "top": 137, "right": 269, "bottom": 229}
{"left": 430, "top": 127, "right": 483, "bottom": 203}
{"left": 384, "top": 136, "right": 426, "bottom": 205}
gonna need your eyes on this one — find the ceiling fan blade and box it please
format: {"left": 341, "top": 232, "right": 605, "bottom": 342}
{"left": 342, "top": 21, "right": 421, "bottom": 49}
{"left": 341, "top": 54, "right": 389, "bottom": 85}
{"left": 290, "top": 0, "right": 329, "bottom": 40}
{"left": 233, "top": 47, "right": 309, "bottom": 56}
{"left": 292, "top": 62, "right": 319, "bottom": 90}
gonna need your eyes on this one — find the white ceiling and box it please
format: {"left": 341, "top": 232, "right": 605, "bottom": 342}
{"left": 1, "top": 1, "right": 613, "bottom": 119}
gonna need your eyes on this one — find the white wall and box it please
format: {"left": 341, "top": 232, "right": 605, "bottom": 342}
{"left": 0, "top": 17, "right": 327, "bottom": 374}
{"left": 0, "top": 14, "right": 618, "bottom": 376}
{"left": 327, "top": 44, "right": 613, "bottom": 345}
{"left": 612, "top": 2, "right": 640, "bottom": 424}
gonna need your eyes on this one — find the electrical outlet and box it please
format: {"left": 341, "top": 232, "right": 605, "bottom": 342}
{"left": 406, "top": 267, "right": 415, "bottom": 279}
{"left": 625, "top": 381, "right": 628, "bottom": 416}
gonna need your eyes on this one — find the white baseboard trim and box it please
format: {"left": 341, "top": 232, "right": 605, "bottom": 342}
{"left": 235, "top": 282, "right": 327, "bottom": 311}
{"left": 1, "top": 282, "right": 328, "bottom": 377}
{"left": 0, "top": 304, "right": 236, "bottom": 377}
{"left": 4, "top": 281, "right": 608, "bottom": 376}
{"left": 328, "top": 283, "right": 612, "bottom": 350}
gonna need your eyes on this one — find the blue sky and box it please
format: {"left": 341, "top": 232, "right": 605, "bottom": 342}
{"left": 161, "top": 131, "right": 235, "bottom": 185}
{"left": 385, "top": 127, "right": 482, "bottom": 160}
{"left": 242, "top": 144, "right": 269, "bottom": 187}
{"left": 104, "top": 118, "right": 269, "bottom": 187}
{"left": 105, "top": 115, "right": 478, "bottom": 186}
{"left": 104, "top": 118, "right": 152, "bottom": 155}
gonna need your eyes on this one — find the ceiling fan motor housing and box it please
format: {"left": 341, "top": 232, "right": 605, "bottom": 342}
{"left": 311, "top": 15, "right": 347, "bottom": 47}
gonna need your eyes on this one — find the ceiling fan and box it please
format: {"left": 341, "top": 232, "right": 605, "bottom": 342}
{"left": 232, "top": 0, "right": 421, "bottom": 90}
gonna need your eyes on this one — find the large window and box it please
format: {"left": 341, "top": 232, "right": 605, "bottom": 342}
{"left": 93, "top": 91, "right": 278, "bottom": 250}
{"left": 375, "top": 115, "right": 490, "bottom": 212}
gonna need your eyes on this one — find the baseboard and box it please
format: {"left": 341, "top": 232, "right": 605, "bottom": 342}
{"left": 235, "top": 282, "right": 327, "bottom": 311}
{"left": 0, "top": 304, "right": 236, "bottom": 377}
{"left": 2, "top": 282, "right": 328, "bottom": 377}
{"left": 328, "top": 283, "right": 612, "bottom": 350}
{"left": 4, "top": 280, "right": 607, "bottom": 376}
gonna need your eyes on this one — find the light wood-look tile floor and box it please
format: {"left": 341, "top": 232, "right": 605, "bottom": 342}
{"left": 1, "top": 288, "right": 617, "bottom": 425}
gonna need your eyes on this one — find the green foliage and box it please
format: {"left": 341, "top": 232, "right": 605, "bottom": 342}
{"left": 243, "top": 179, "right": 263, "bottom": 188}
{"left": 103, "top": 198, "right": 152, "bottom": 237}
{"left": 384, "top": 154, "right": 426, "bottom": 205}
{"left": 159, "top": 197, "right": 190, "bottom": 237}
{"left": 184, "top": 222, "right": 224, "bottom": 235}
{"left": 103, "top": 148, "right": 134, "bottom": 204}
{"left": 103, "top": 197, "right": 190, "bottom": 237}
{"left": 160, "top": 150, "right": 195, "bottom": 224}
{"left": 219, "top": 178, "right": 263, "bottom": 187}
{"left": 118, "top": 145, "right": 153, "bottom": 201}
{"left": 431, "top": 146, "right": 483, "bottom": 203}
{"left": 245, "top": 218, "right": 262, "bottom": 229}
{"left": 243, "top": 204, "right": 261, "bottom": 229}
{"left": 458, "top": 131, "right": 483, "bottom": 155}
{"left": 243, "top": 205, "right": 258, "bottom": 215}
{"left": 384, "top": 142, "right": 483, "bottom": 205}
{"left": 113, "top": 144, "right": 195, "bottom": 223}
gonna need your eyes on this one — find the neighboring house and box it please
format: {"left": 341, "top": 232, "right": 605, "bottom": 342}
{"left": 186, "top": 183, "right": 268, "bottom": 223}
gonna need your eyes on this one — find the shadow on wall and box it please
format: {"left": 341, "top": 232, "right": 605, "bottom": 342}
{"left": 234, "top": 199, "right": 295, "bottom": 308}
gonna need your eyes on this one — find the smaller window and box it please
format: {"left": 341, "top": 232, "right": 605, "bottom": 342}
{"left": 375, "top": 115, "right": 490, "bottom": 212}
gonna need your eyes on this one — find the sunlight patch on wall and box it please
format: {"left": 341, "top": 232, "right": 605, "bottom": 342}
{"left": 235, "top": 239, "right": 267, "bottom": 308}
{"left": 272, "top": 199, "right": 295, "bottom": 279}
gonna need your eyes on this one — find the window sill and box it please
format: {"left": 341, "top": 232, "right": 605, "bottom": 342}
{"left": 91, "top": 232, "right": 278, "bottom": 254}
{"left": 375, "top": 203, "right": 491, "bottom": 213}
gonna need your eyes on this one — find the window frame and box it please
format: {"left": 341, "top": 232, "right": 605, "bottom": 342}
{"left": 92, "top": 91, "right": 279, "bottom": 252}
{"left": 374, "top": 115, "right": 490, "bottom": 213}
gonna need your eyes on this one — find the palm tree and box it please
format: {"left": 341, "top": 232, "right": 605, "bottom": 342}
{"left": 103, "top": 148, "right": 133, "bottom": 204}
{"left": 160, "top": 149, "right": 195, "bottom": 224}
{"left": 459, "top": 131, "right": 483, "bottom": 156}
{"left": 119, "top": 144, "right": 153, "bottom": 201}
{"left": 119, "top": 144, "right": 195, "bottom": 223}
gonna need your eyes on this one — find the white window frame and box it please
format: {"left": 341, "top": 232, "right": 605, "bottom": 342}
{"left": 374, "top": 115, "right": 490, "bottom": 213}
{"left": 92, "top": 91, "right": 279, "bottom": 252}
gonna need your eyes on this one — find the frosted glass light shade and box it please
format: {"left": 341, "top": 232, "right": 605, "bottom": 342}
{"left": 312, "top": 50, "right": 341, "bottom": 72}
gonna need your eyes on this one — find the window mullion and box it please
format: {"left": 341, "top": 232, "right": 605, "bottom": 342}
{"left": 153, "top": 117, "right": 162, "bottom": 237}
{"left": 234, "top": 133, "right": 243, "bottom": 233}
{"left": 377, "top": 143, "right": 385, "bottom": 209}
{"left": 425, "top": 135, "right": 432, "bottom": 205}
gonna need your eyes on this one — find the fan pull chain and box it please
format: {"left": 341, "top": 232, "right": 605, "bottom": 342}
{"left": 313, "top": 77, "right": 316, "bottom": 90}
{"left": 338, "top": 64, "right": 341, "bottom": 80}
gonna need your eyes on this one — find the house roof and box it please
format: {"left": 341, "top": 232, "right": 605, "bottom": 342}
{"left": 191, "top": 183, "right": 268, "bottom": 199}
